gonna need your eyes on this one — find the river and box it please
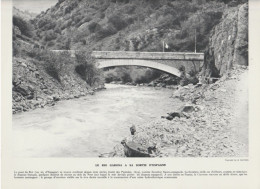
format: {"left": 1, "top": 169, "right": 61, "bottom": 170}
{"left": 13, "top": 84, "right": 182, "bottom": 157}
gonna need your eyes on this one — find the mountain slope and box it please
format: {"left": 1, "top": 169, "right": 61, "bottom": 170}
{"left": 32, "top": 0, "right": 245, "bottom": 52}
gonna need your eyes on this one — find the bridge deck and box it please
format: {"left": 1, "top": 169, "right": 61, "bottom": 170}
{"left": 52, "top": 50, "right": 204, "bottom": 60}
{"left": 92, "top": 51, "right": 204, "bottom": 61}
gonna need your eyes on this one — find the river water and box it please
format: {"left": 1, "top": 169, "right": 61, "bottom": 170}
{"left": 13, "top": 84, "right": 182, "bottom": 157}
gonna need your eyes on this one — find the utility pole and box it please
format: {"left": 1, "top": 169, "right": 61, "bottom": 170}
{"left": 163, "top": 41, "right": 165, "bottom": 52}
{"left": 195, "top": 29, "right": 197, "bottom": 53}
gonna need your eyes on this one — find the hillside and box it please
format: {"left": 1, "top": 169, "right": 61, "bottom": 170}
{"left": 13, "top": 7, "right": 37, "bottom": 21}
{"left": 31, "top": 0, "right": 246, "bottom": 52}
{"left": 12, "top": 0, "right": 248, "bottom": 114}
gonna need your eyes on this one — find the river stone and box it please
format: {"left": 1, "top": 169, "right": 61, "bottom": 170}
{"left": 166, "top": 115, "right": 173, "bottom": 120}
{"left": 130, "top": 125, "right": 136, "bottom": 135}
{"left": 181, "top": 105, "right": 195, "bottom": 113}
{"left": 167, "top": 112, "right": 182, "bottom": 118}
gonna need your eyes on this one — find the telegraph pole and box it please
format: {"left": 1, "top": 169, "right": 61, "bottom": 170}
{"left": 195, "top": 29, "right": 197, "bottom": 53}
{"left": 163, "top": 41, "right": 165, "bottom": 52}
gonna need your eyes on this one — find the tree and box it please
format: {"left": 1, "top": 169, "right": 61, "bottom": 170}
{"left": 13, "top": 15, "right": 33, "bottom": 37}
{"left": 75, "top": 51, "right": 103, "bottom": 86}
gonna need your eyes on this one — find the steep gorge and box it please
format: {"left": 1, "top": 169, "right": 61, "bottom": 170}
{"left": 202, "top": 3, "right": 248, "bottom": 78}
{"left": 12, "top": 0, "right": 248, "bottom": 114}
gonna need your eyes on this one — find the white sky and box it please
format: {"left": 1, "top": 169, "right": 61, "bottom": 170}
{"left": 13, "top": 0, "right": 58, "bottom": 14}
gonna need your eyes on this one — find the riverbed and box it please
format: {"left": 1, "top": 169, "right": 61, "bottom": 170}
{"left": 13, "top": 84, "right": 182, "bottom": 157}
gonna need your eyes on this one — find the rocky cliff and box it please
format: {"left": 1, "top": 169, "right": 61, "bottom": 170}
{"left": 202, "top": 3, "right": 248, "bottom": 78}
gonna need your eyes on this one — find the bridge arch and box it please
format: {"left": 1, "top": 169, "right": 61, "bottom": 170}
{"left": 97, "top": 59, "right": 182, "bottom": 77}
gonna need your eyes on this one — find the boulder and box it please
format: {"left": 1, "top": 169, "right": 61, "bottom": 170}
{"left": 130, "top": 125, "right": 136, "bottom": 135}
{"left": 167, "top": 112, "right": 182, "bottom": 118}
{"left": 121, "top": 141, "right": 154, "bottom": 157}
{"left": 180, "top": 105, "right": 195, "bottom": 113}
{"left": 14, "top": 84, "right": 31, "bottom": 96}
{"left": 166, "top": 115, "right": 173, "bottom": 120}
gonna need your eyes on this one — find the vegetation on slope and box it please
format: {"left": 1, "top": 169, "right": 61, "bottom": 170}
{"left": 13, "top": 0, "right": 248, "bottom": 89}
{"left": 32, "top": 0, "right": 246, "bottom": 52}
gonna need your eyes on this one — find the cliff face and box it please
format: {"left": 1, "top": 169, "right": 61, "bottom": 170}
{"left": 204, "top": 3, "right": 248, "bottom": 77}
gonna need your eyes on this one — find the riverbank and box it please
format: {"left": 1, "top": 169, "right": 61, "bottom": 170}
{"left": 12, "top": 57, "right": 105, "bottom": 114}
{"left": 110, "top": 65, "right": 248, "bottom": 157}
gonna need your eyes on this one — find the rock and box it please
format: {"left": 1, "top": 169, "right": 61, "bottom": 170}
{"left": 166, "top": 115, "right": 173, "bottom": 120}
{"left": 130, "top": 125, "right": 136, "bottom": 135}
{"left": 180, "top": 105, "right": 195, "bottom": 113}
{"left": 167, "top": 112, "right": 182, "bottom": 119}
{"left": 26, "top": 94, "right": 34, "bottom": 100}
{"left": 202, "top": 3, "right": 248, "bottom": 77}
{"left": 121, "top": 141, "right": 152, "bottom": 157}
{"left": 148, "top": 82, "right": 155, "bottom": 87}
{"left": 14, "top": 84, "right": 31, "bottom": 96}
{"left": 53, "top": 96, "right": 60, "bottom": 101}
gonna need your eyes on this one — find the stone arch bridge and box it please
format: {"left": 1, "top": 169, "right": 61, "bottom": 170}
{"left": 52, "top": 50, "right": 204, "bottom": 77}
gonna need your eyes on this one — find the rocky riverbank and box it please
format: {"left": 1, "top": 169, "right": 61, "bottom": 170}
{"left": 12, "top": 57, "right": 105, "bottom": 114}
{"left": 108, "top": 65, "right": 248, "bottom": 157}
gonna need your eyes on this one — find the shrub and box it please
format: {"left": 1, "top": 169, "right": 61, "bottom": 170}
{"left": 104, "top": 69, "right": 120, "bottom": 83}
{"left": 95, "top": 25, "right": 117, "bottom": 40}
{"left": 44, "top": 30, "right": 57, "bottom": 41}
{"left": 108, "top": 14, "right": 128, "bottom": 30}
{"left": 133, "top": 69, "right": 162, "bottom": 84}
{"left": 27, "top": 50, "right": 73, "bottom": 82}
{"left": 103, "top": 67, "right": 162, "bottom": 84}
{"left": 75, "top": 51, "right": 103, "bottom": 86}
{"left": 37, "top": 16, "right": 53, "bottom": 30}
{"left": 88, "top": 22, "right": 100, "bottom": 33}
{"left": 13, "top": 15, "right": 33, "bottom": 37}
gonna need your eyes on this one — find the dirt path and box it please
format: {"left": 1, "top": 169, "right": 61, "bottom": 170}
{"left": 227, "top": 68, "right": 248, "bottom": 156}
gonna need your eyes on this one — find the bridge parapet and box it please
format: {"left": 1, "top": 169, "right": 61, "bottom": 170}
{"left": 92, "top": 51, "right": 204, "bottom": 61}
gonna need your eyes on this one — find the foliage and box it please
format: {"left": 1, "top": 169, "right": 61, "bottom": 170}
{"left": 27, "top": 49, "right": 73, "bottom": 82}
{"left": 178, "top": 65, "right": 199, "bottom": 86}
{"left": 108, "top": 14, "right": 129, "bottom": 30}
{"left": 32, "top": 0, "right": 246, "bottom": 52}
{"left": 13, "top": 15, "right": 33, "bottom": 37}
{"left": 44, "top": 30, "right": 57, "bottom": 41}
{"left": 95, "top": 25, "right": 117, "bottom": 40}
{"left": 104, "top": 67, "right": 162, "bottom": 84}
{"left": 74, "top": 51, "right": 103, "bottom": 86}
{"left": 88, "top": 22, "right": 101, "bottom": 33}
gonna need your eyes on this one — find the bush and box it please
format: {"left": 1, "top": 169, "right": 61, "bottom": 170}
{"left": 37, "top": 16, "right": 54, "bottom": 30}
{"left": 95, "top": 25, "right": 117, "bottom": 40}
{"left": 88, "top": 22, "right": 100, "bottom": 33}
{"left": 13, "top": 15, "right": 33, "bottom": 37}
{"left": 27, "top": 50, "right": 73, "bottom": 82}
{"left": 108, "top": 14, "right": 129, "bottom": 30}
{"left": 75, "top": 51, "right": 103, "bottom": 86}
{"left": 103, "top": 67, "right": 162, "bottom": 84}
{"left": 44, "top": 30, "right": 57, "bottom": 41}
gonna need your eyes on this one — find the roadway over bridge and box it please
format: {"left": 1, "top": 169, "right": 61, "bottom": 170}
{"left": 52, "top": 50, "right": 204, "bottom": 77}
{"left": 92, "top": 51, "right": 204, "bottom": 77}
